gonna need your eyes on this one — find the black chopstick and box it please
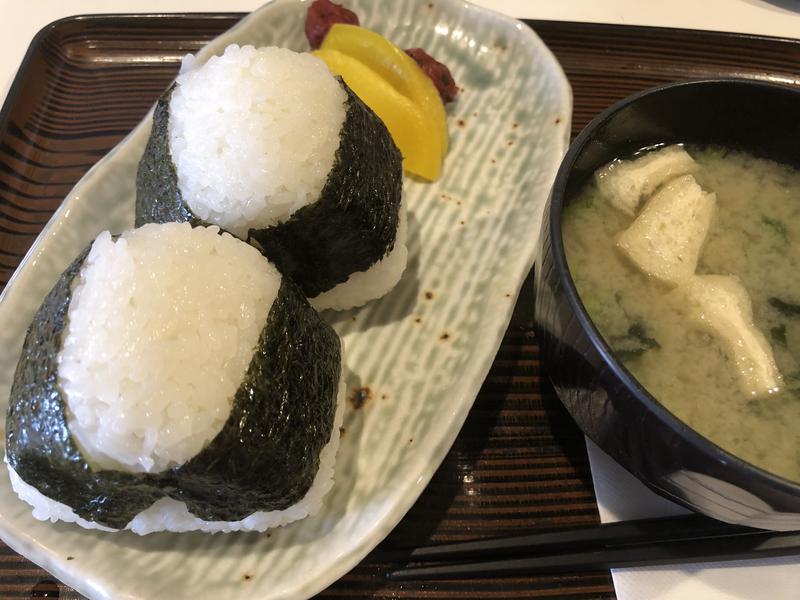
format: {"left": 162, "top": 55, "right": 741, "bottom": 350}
{"left": 379, "top": 515, "right": 800, "bottom": 580}
{"left": 377, "top": 514, "right": 755, "bottom": 563}
{"left": 388, "top": 530, "right": 800, "bottom": 580}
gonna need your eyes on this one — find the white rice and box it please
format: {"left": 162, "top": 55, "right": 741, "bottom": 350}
{"left": 311, "top": 197, "right": 409, "bottom": 311}
{"left": 169, "top": 45, "right": 347, "bottom": 238}
{"left": 6, "top": 377, "right": 346, "bottom": 534}
{"left": 58, "top": 223, "right": 279, "bottom": 473}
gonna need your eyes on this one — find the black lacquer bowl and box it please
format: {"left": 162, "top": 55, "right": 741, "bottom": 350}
{"left": 534, "top": 79, "right": 800, "bottom": 531}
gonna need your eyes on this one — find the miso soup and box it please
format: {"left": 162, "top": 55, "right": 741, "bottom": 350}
{"left": 563, "top": 146, "right": 800, "bottom": 482}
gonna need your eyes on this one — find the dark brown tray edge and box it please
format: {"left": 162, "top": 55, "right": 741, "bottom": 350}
{"left": 4, "top": 10, "right": 799, "bottom": 142}
{"left": 0, "top": 13, "right": 245, "bottom": 139}
{"left": 526, "top": 18, "right": 800, "bottom": 45}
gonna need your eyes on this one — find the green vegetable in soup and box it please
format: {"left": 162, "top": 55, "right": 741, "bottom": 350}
{"left": 761, "top": 215, "right": 788, "bottom": 243}
{"left": 610, "top": 323, "right": 660, "bottom": 360}
{"left": 770, "top": 323, "right": 788, "bottom": 347}
{"left": 769, "top": 297, "right": 800, "bottom": 318}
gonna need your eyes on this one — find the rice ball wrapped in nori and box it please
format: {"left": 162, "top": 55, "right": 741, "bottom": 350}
{"left": 136, "top": 44, "right": 406, "bottom": 311}
{"left": 5, "top": 222, "right": 345, "bottom": 534}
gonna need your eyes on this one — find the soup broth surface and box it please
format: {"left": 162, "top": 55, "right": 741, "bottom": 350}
{"left": 563, "top": 146, "right": 800, "bottom": 482}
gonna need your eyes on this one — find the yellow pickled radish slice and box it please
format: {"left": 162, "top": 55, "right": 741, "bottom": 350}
{"left": 321, "top": 24, "right": 448, "bottom": 156}
{"left": 322, "top": 25, "right": 417, "bottom": 99}
{"left": 314, "top": 49, "right": 442, "bottom": 181}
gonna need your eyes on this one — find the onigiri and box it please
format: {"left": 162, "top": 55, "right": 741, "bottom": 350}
{"left": 6, "top": 222, "right": 344, "bottom": 534}
{"left": 136, "top": 44, "right": 406, "bottom": 311}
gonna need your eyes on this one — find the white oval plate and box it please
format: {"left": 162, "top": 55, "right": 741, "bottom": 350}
{"left": 0, "top": 0, "right": 571, "bottom": 598}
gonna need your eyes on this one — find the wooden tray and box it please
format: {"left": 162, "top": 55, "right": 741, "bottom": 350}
{"left": 1, "top": 13, "right": 799, "bottom": 600}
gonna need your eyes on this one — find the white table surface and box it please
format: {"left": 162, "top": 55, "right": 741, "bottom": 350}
{"left": 2, "top": 1, "right": 800, "bottom": 599}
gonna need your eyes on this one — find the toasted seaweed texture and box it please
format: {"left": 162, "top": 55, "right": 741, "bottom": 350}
{"left": 135, "top": 78, "right": 403, "bottom": 299}
{"left": 6, "top": 247, "right": 341, "bottom": 529}
{"left": 248, "top": 83, "right": 403, "bottom": 298}
{"left": 135, "top": 85, "right": 201, "bottom": 228}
